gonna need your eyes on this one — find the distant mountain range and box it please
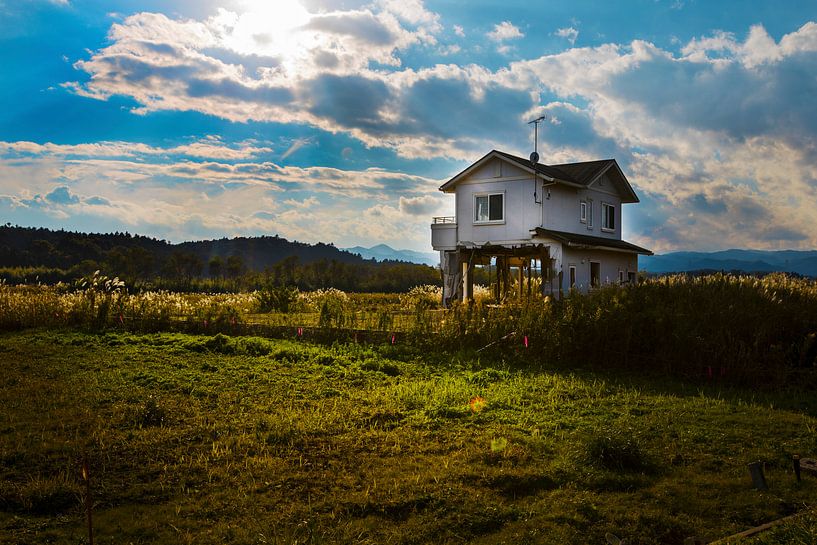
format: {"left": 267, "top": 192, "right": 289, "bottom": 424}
{"left": 0, "top": 225, "right": 366, "bottom": 272}
{"left": 343, "top": 244, "right": 439, "bottom": 266}
{"left": 344, "top": 246, "right": 817, "bottom": 277}
{"left": 641, "top": 249, "right": 817, "bottom": 277}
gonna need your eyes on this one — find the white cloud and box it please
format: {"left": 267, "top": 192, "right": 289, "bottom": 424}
{"left": 555, "top": 27, "right": 579, "bottom": 46}
{"left": 55, "top": 12, "right": 817, "bottom": 250}
{"left": 398, "top": 194, "right": 443, "bottom": 215}
{"left": 487, "top": 21, "right": 524, "bottom": 42}
{"left": 0, "top": 138, "right": 271, "bottom": 160}
{"left": 0, "top": 140, "right": 444, "bottom": 249}
{"left": 281, "top": 138, "right": 312, "bottom": 160}
{"left": 453, "top": 25, "right": 465, "bottom": 37}
{"left": 378, "top": 0, "right": 442, "bottom": 33}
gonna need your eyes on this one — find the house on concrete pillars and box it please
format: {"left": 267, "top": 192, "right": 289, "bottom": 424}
{"left": 431, "top": 150, "right": 653, "bottom": 306}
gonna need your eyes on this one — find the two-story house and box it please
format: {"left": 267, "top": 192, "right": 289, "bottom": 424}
{"left": 431, "top": 150, "right": 652, "bottom": 305}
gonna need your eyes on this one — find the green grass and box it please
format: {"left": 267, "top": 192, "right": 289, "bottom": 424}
{"left": 1, "top": 330, "right": 817, "bottom": 544}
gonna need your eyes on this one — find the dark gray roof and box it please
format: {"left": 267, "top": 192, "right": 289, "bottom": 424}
{"left": 494, "top": 150, "right": 615, "bottom": 187}
{"left": 440, "top": 150, "right": 639, "bottom": 203}
{"left": 533, "top": 227, "right": 653, "bottom": 255}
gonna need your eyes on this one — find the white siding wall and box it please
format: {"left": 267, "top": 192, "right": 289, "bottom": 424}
{"left": 560, "top": 248, "right": 638, "bottom": 293}
{"left": 541, "top": 173, "right": 622, "bottom": 240}
{"left": 452, "top": 161, "right": 625, "bottom": 245}
{"left": 455, "top": 158, "right": 543, "bottom": 245}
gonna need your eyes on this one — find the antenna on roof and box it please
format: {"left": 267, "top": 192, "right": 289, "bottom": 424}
{"left": 528, "top": 116, "right": 546, "bottom": 203}
{"left": 528, "top": 115, "right": 546, "bottom": 166}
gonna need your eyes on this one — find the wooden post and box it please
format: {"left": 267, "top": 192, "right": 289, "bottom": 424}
{"left": 82, "top": 454, "right": 93, "bottom": 545}
{"left": 527, "top": 258, "right": 532, "bottom": 299}
{"left": 494, "top": 257, "right": 500, "bottom": 302}
{"left": 748, "top": 461, "right": 768, "bottom": 490}
{"left": 517, "top": 265, "right": 523, "bottom": 302}
{"left": 461, "top": 260, "right": 468, "bottom": 303}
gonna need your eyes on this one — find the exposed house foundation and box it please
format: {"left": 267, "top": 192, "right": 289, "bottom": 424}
{"left": 441, "top": 244, "right": 556, "bottom": 306}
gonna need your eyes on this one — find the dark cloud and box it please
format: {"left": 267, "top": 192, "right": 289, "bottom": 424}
{"left": 688, "top": 193, "right": 727, "bottom": 214}
{"left": 45, "top": 186, "right": 79, "bottom": 205}
{"left": 138, "top": 41, "right": 181, "bottom": 56}
{"left": 607, "top": 48, "right": 817, "bottom": 150}
{"left": 187, "top": 78, "right": 293, "bottom": 104}
{"left": 760, "top": 226, "right": 808, "bottom": 241}
{"left": 313, "top": 50, "right": 339, "bottom": 68}
{"left": 85, "top": 196, "right": 111, "bottom": 206}
{"left": 201, "top": 47, "right": 282, "bottom": 75}
{"left": 304, "top": 74, "right": 390, "bottom": 129}
{"left": 304, "top": 11, "right": 395, "bottom": 45}
{"left": 106, "top": 56, "right": 202, "bottom": 84}
{"left": 400, "top": 77, "right": 530, "bottom": 140}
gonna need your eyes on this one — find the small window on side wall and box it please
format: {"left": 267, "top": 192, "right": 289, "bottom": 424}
{"left": 474, "top": 193, "right": 504, "bottom": 223}
{"left": 602, "top": 203, "right": 615, "bottom": 230}
{"left": 580, "top": 201, "right": 587, "bottom": 223}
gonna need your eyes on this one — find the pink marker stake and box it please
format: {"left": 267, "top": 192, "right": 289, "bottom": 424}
{"left": 524, "top": 335, "right": 529, "bottom": 348}
{"left": 391, "top": 334, "right": 396, "bottom": 345}
{"left": 297, "top": 327, "right": 303, "bottom": 337}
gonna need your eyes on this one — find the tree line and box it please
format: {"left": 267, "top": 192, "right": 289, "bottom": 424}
{"left": 0, "top": 225, "right": 441, "bottom": 292}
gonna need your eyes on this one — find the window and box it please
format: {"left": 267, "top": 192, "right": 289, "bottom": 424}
{"left": 474, "top": 193, "right": 504, "bottom": 223}
{"left": 569, "top": 265, "right": 576, "bottom": 289}
{"left": 602, "top": 203, "right": 615, "bottom": 231}
{"left": 619, "top": 270, "right": 625, "bottom": 284}
{"left": 586, "top": 200, "right": 593, "bottom": 229}
{"left": 590, "top": 262, "right": 600, "bottom": 288}
{"left": 580, "top": 201, "right": 587, "bottom": 223}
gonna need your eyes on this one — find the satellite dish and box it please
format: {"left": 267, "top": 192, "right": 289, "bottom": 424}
{"left": 529, "top": 151, "right": 539, "bottom": 165}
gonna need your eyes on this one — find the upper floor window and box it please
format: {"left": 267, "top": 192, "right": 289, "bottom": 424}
{"left": 602, "top": 203, "right": 615, "bottom": 231}
{"left": 474, "top": 192, "right": 504, "bottom": 223}
{"left": 580, "top": 201, "right": 587, "bottom": 223}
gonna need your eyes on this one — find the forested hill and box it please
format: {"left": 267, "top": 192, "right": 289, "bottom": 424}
{"left": 0, "top": 226, "right": 440, "bottom": 292}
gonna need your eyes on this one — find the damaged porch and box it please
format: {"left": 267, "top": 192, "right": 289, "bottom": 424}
{"left": 441, "top": 244, "right": 559, "bottom": 306}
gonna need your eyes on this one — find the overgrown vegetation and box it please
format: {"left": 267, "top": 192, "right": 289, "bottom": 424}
{"left": 3, "top": 273, "right": 816, "bottom": 387}
{"left": 1, "top": 330, "right": 816, "bottom": 544}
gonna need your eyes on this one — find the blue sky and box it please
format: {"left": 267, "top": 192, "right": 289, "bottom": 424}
{"left": 1, "top": 0, "right": 816, "bottom": 252}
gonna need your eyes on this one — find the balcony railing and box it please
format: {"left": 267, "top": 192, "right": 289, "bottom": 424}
{"left": 432, "top": 216, "right": 456, "bottom": 224}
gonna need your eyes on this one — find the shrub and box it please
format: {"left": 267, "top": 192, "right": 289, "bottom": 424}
{"left": 15, "top": 474, "right": 80, "bottom": 515}
{"left": 255, "top": 286, "right": 300, "bottom": 313}
{"left": 584, "top": 429, "right": 648, "bottom": 472}
{"left": 305, "top": 288, "right": 349, "bottom": 328}
{"left": 137, "top": 395, "right": 166, "bottom": 427}
{"left": 400, "top": 284, "right": 442, "bottom": 311}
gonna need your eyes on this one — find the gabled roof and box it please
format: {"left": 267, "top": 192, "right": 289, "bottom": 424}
{"left": 533, "top": 227, "right": 653, "bottom": 255}
{"left": 440, "top": 150, "right": 640, "bottom": 203}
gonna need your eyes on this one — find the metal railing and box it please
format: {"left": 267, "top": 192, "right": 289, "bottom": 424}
{"left": 432, "top": 216, "right": 456, "bottom": 224}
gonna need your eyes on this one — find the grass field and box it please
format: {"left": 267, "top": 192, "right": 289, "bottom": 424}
{"left": 2, "top": 330, "right": 817, "bottom": 544}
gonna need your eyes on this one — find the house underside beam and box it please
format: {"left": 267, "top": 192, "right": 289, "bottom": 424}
{"left": 453, "top": 244, "right": 550, "bottom": 304}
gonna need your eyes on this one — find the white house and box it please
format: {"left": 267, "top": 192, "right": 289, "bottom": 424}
{"left": 431, "top": 150, "right": 652, "bottom": 305}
